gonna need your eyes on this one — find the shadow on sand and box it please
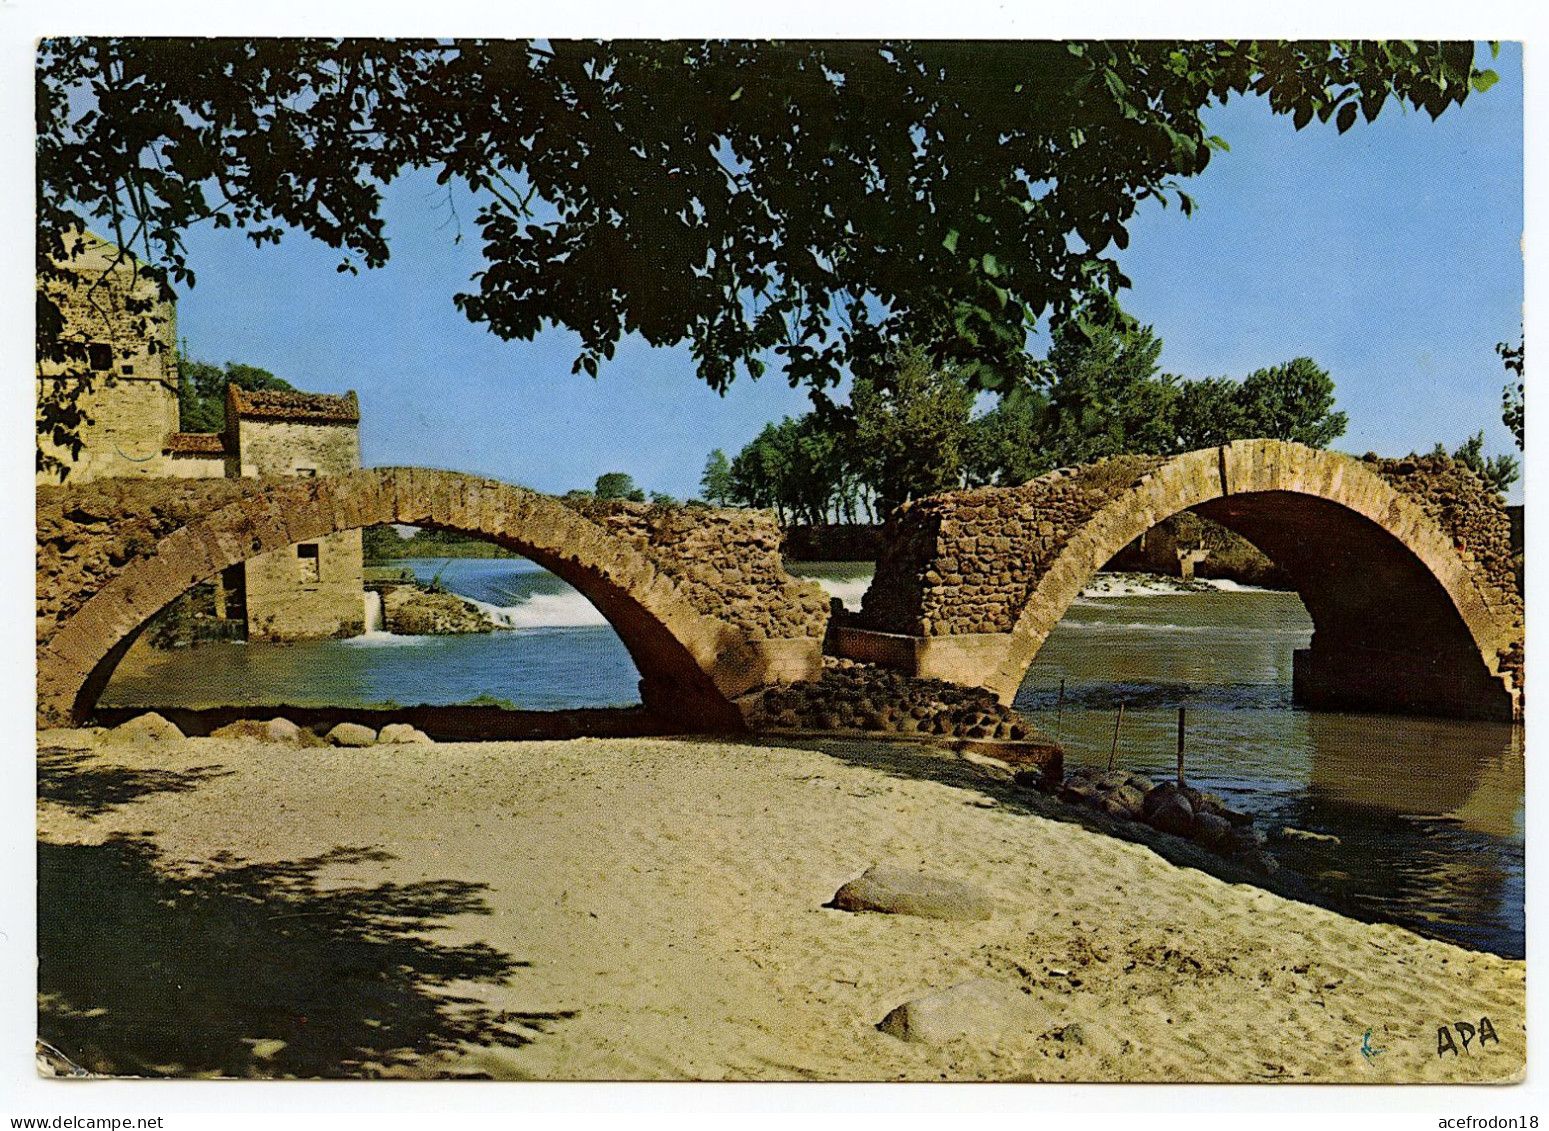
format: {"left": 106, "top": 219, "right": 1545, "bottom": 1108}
{"left": 37, "top": 747, "right": 573, "bottom": 1078}
{"left": 38, "top": 745, "right": 233, "bottom": 818}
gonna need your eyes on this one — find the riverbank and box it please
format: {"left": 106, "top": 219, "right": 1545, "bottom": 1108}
{"left": 37, "top": 729, "right": 1522, "bottom": 1082}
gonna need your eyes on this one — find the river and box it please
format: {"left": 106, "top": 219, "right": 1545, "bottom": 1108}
{"left": 99, "top": 557, "right": 1524, "bottom": 958}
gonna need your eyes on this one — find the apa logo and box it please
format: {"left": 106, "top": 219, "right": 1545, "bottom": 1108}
{"left": 1437, "top": 1017, "right": 1499, "bottom": 1057}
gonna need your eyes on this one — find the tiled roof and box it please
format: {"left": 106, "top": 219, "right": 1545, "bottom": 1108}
{"left": 229, "top": 387, "right": 360, "bottom": 424}
{"left": 163, "top": 432, "right": 228, "bottom": 456}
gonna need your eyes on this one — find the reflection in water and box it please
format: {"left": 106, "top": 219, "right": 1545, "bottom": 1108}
{"left": 1015, "top": 586, "right": 1524, "bottom": 958}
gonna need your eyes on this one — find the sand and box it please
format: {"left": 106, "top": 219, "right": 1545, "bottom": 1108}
{"left": 36, "top": 729, "right": 1524, "bottom": 1083}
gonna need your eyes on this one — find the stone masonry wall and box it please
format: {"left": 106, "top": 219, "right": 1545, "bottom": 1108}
{"left": 39, "top": 477, "right": 831, "bottom": 656}
{"left": 37, "top": 233, "right": 179, "bottom": 486}
{"left": 37, "top": 477, "right": 263, "bottom": 646}
{"left": 565, "top": 499, "right": 831, "bottom": 641}
{"left": 856, "top": 455, "right": 1167, "bottom": 636}
{"left": 36, "top": 378, "right": 180, "bottom": 485}
{"left": 236, "top": 418, "right": 361, "bottom": 479}
{"left": 1367, "top": 453, "right": 1524, "bottom": 690}
{"left": 238, "top": 418, "right": 364, "bottom": 641}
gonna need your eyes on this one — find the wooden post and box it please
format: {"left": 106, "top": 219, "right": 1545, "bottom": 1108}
{"left": 1176, "top": 705, "right": 1187, "bottom": 787}
{"left": 1108, "top": 701, "right": 1125, "bottom": 773}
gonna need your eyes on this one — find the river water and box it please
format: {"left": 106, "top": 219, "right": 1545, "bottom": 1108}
{"left": 100, "top": 558, "right": 1524, "bottom": 957}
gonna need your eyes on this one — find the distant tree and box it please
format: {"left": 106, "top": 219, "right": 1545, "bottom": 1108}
{"left": 178, "top": 357, "right": 294, "bottom": 433}
{"left": 1499, "top": 334, "right": 1524, "bottom": 450}
{"left": 699, "top": 449, "right": 735, "bottom": 506}
{"left": 1235, "top": 358, "right": 1348, "bottom": 448}
{"left": 1173, "top": 375, "right": 1250, "bottom": 450}
{"left": 595, "top": 472, "right": 646, "bottom": 502}
{"left": 964, "top": 385, "right": 1059, "bottom": 487}
{"left": 1433, "top": 432, "right": 1519, "bottom": 497}
{"left": 361, "top": 524, "right": 405, "bottom": 562}
{"left": 649, "top": 491, "right": 678, "bottom": 506}
{"left": 1035, "top": 316, "right": 1178, "bottom": 465}
{"left": 850, "top": 344, "right": 975, "bottom": 514}
{"left": 728, "top": 416, "right": 855, "bottom": 525}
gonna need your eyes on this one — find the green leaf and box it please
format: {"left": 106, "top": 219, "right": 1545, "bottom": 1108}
{"left": 981, "top": 252, "right": 1000, "bottom": 277}
{"left": 729, "top": 86, "right": 743, "bottom": 101}
{"left": 1336, "top": 102, "right": 1357, "bottom": 133}
{"left": 1472, "top": 69, "right": 1500, "bottom": 93}
{"left": 942, "top": 229, "right": 959, "bottom": 254}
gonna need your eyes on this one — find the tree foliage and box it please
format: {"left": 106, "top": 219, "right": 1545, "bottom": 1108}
{"left": 728, "top": 417, "right": 855, "bottom": 525}
{"left": 850, "top": 345, "right": 976, "bottom": 513}
{"left": 1499, "top": 334, "right": 1524, "bottom": 450}
{"left": 720, "top": 315, "right": 1351, "bottom": 520}
{"left": 1431, "top": 432, "right": 1519, "bottom": 498}
{"left": 699, "top": 449, "right": 735, "bottom": 506}
{"left": 37, "top": 38, "right": 1495, "bottom": 463}
{"left": 594, "top": 471, "right": 646, "bottom": 501}
{"left": 178, "top": 358, "right": 294, "bottom": 432}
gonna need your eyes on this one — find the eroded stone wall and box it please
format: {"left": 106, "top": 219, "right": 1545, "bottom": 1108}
{"left": 856, "top": 455, "right": 1166, "bottom": 636}
{"left": 565, "top": 499, "right": 830, "bottom": 641}
{"left": 37, "top": 234, "right": 179, "bottom": 486}
{"left": 37, "top": 476, "right": 262, "bottom": 647}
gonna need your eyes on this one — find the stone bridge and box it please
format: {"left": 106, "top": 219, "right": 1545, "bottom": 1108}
{"left": 837, "top": 440, "right": 1523, "bottom": 721}
{"left": 37, "top": 468, "right": 831, "bottom": 729}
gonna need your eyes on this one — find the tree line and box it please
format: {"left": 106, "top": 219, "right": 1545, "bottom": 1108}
{"left": 699, "top": 316, "right": 1519, "bottom": 525}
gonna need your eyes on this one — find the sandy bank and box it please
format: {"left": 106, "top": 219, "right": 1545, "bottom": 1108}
{"left": 36, "top": 731, "right": 1523, "bottom": 1082}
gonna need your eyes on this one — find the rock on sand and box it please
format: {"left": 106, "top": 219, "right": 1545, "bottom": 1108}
{"left": 877, "top": 979, "right": 1052, "bottom": 1044}
{"left": 830, "top": 864, "right": 993, "bottom": 921}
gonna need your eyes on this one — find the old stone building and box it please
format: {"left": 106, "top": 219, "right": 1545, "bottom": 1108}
{"left": 220, "top": 387, "right": 365, "bottom": 640}
{"left": 36, "top": 232, "right": 180, "bottom": 483}
{"left": 38, "top": 234, "right": 366, "bottom": 642}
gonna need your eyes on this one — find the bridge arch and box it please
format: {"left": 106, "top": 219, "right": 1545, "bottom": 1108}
{"left": 38, "top": 468, "right": 827, "bottom": 729}
{"left": 839, "top": 441, "right": 1522, "bottom": 720}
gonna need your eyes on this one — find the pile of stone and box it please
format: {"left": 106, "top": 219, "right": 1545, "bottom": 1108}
{"left": 565, "top": 497, "right": 831, "bottom": 642}
{"left": 738, "top": 657, "right": 1034, "bottom": 741}
{"left": 1022, "top": 764, "right": 1276, "bottom": 873}
{"left": 375, "top": 583, "right": 497, "bottom": 635}
{"left": 856, "top": 455, "right": 1168, "bottom": 636}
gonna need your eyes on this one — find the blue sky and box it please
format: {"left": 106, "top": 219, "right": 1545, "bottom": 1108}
{"left": 171, "top": 42, "right": 1525, "bottom": 503}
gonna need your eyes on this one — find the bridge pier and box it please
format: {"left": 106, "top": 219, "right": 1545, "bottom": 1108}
{"left": 1292, "top": 644, "right": 1518, "bottom": 722}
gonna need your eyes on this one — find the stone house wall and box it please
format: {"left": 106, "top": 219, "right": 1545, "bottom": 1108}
{"left": 36, "top": 378, "right": 181, "bottom": 484}
{"left": 37, "top": 233, "right": 179, "bottom": 485}
{"left": 237, "top": 414, "right": 364, "bottom": 641}
{"left": 243, "top": 529, "right": 366, "bottom": 641}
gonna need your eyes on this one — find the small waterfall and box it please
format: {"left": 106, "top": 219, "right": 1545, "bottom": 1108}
{"left": 363, "top": 589, "right": 385, "bottom": 633}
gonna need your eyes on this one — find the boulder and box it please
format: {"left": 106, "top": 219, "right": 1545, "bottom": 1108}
{"left": 1141, "top": 783, "right": 1179, "bottom": 821}
{"left": 830, "top": 864, "right": 994, "bottom": 921}
{"left": 877, "top": 979, "right": 1052, "bottom": 1045}
{"left": 1191, "top": 810, "right": 1232, "bottom": 852}
{"left": 1148, "top": 793, "right": 1195, "bottom": 838}
{"left": 377, "top": 723, "right": 435, "bottom": 745}
{"left": 326, "top": 722, "right": 378, "bottom": 748}
{"left": 266, "top": 717, "right": 305, "bottom": 743}
{"left": 102, "top": 712, "right": 183, "bottom": 744}
{"left": 1104, "top": 784, "right": 1146, "bottom": 819}
{"left": 210, "top": 717, "right": 309, "bottom": 744}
